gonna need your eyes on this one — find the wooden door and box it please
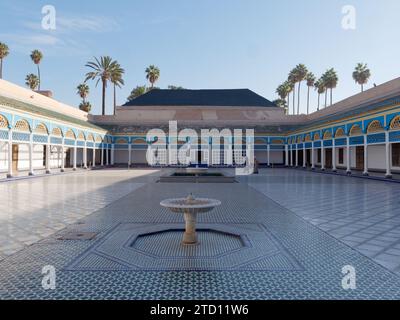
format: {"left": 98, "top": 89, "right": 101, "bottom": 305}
{"left": 325, "top": 149, "right": 332, "bottom": 169}
{"left": 356, "top": 146, "right": 364, "bottom": 170}
{"left": 12, "top": 144, "right": 18, "bottom": 172}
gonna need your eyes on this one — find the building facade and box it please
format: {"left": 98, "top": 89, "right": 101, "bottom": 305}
{"left": 1, "top": 78, "right": 400, "bottom": 178}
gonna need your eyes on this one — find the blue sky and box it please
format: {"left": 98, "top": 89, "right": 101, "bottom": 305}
{"left": 1, "top": 0, "right": 400, "bottom": 115}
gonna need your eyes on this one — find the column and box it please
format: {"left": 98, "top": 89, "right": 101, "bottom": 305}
{"left": 385, "top": 130, "right": 392, "bottom": 178}
{"left": 332, "top": 139, "right": 337, "bottom": 172}
{"left": 311, "top": 142, "right": 315, "bottom": 170}
{"left": 92, "top": 146, "right": 96, "bottom": 168}
{"left": 111, "top": 144, "right": 115, "bottom": 165}
{"left": 285, "top": 145, "right": 289, "bottom": 166}
{"left": 73, "top": 144, "right": 77, "bottom": 170}
{"left": 363, "top": 134, "right": 368, "bottom": 176}
{"left": 290, "top": 145, "right": 293, "bottom": 166}
{"left": 303, "top": 145, "right": 306, "bottom": 168}
{"left": 128, "top": 143, "right": 132, "bottom": 167}
{"left": 7, "top": 129, "right": 13, "bottom": 178}
{"left": 267, "top": 144, "right": 270, "bottom": 167}
{"left": 83, "top": 144, "right": 87, "bottom": 169}
{"left": 346, "top": 136, "right": 351, "bottom": 174}
{"left": 101, "top": 144, "right": 104, "bottom": 166}
{"left": 60, "top": 139, "right": 65, "bottom": 172}
{"left": 29, "top": 133, "right": 34, "bottom": 176}
{"left": 45, "top": 137, "right": 51, "bottom": 174}
{"left": 106, "top": 145, "right": 109, "bottom": 166}
{"left": 295, "top": 146, "right": 298, "bottom": 167}
{"left": 321, "top": 143, "right": 325, "bottom": 171}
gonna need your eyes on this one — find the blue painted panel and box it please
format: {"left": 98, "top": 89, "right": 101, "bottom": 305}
{"left": 367, "top": 133, "right": 385, "bottom": 144}
{"left": 12, "top": 132, "right": 30, "bottom": 142}
{"left": 350, "top": 136, "right": 364, "bottom": 145}
{"left": 305, "top": 142, "right": 312, "bottom": 149}
{"left": 335, "top": 138, "right": 346, "bottom": 146}
{"left": 297, "top": 143, "right": 304, "bottom": 149}
{"left": 389, "top": 130, "right": 400, "bottom": 142}
{"left": 323, "top": 140, "right": 333, "bottom": 147}
{"left": 64, "top": 139, "right": 75, "bottom": 146}
{"left": 254, "top": 145, "right": 266, "bottom": 150}
{"left": 50, "top": 137, "right": 62, "bottom": 145}
{"left": 86, "top": 142, "right": 94, "bottom": 148}
{"left": 33, "top": 134, "right": 47, "bottom": 144}
{"left": 132, "top": 144, "right": 147, "bottom": 150}
{"left": 314, "top": 141, "right": 321, "bottom": 148}
{"left": 270, "top": 145, "right": 284, "bottom": 151}
{"left": 0, "top": 129, "right": 9, "bottom": 140}
{"left": 77, "top": 141, "right": 85, "bottom": 147}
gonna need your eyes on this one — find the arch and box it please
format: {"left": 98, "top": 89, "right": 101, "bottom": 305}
{"left": 77, "top": 131, "right": 85, "bottom": 140}
{"left": 34, "top": 123, "right": 48, "bottom": 135}
{"left": 86, "top": 133, "right": 94, "bottom": 142}
{"left": 95, "top": 135, "right": 102, "bottom": 142}
{"left": 323, "top": 131, "right": 332, "bottom": 140}
{"left": 367, "top": 120, "right": 384, "bottom": 133}
{"left": 297, "top": 136, "right": 303, "bottom": 143}
{"left": 255, "top": 138, "right": 266, "bottom": 145}
{"left": 271, "top": 139, "right": 285, "bottom": 145}
{"left": 390, "top": 115, "right": 400, "bottom": 131}
{"left": 334, "top": 128, "right": 346, "bottom": 138}
{"left": 0, "top": 114, "right": 9, "bottom": 128}
{"left": 133, "top": 138, "right": 146, "bottom": 144}
{"left": 14, "top": 119, "right": 31, "bottom": 132}
{"left": 313, "top": 132, "right": 321, "bottom": 141}
{"left": 349, "top": 124, "right": 362, "bottom": 136}
{"left": 115, "top": 138, "right": 128, "bottom": 144}
{"left": 65, "top": 129, "right": 76, "bottom": 139}
{"left": 51, "top": 127, "right": 63, "bottom": 137}
{"left": 304, "top": 134, "right": 312, "bottom": 142}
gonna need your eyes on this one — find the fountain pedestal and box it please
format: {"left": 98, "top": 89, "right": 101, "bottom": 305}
{"left": 160, "top": 194, "right": 221, "bottom": 245}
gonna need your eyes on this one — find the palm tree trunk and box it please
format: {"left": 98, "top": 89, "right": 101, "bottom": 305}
{"left": 297, "top": 82, "right": 301, "bottom": 115}
{"left": 292, "top": 86, "right": 296, "bottom": 115}
{"left": 0, "top": 58, "right": 3, "bottom": 79}
{"left": 113, "top": 83, "right": 116, "bottom": 115}
{"left": 102, "top": 79, "right": 106, "bottom": 115}
{"left": 361, "top": 84, "right": 364, "bottom": 92}
{"left": 317, "top": 93, "right": 320, "bottom": 111}
{"left": 330, "top": 88, "right": 333, "bottom": 106}
{"left": 37, "top": 64, "right": 41, "bottom": 90}
{"left": 306, "top": 86, "right": 310, "bottom": 115}
{"left": 324, "top": 91, "right": 327, "bottom": 108}
{"left": 287, "top": 92, "right": 290, "bottom": 115}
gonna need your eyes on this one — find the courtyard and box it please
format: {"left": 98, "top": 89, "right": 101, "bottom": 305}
{"left": 0, "top": 168, "right": 400, "bottom": 299}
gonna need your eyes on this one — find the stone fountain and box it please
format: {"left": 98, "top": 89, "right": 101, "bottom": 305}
{"left": 160, "top": 194, "right": 221, "bottom": 245}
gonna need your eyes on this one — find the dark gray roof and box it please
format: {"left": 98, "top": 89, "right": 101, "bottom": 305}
{"left": 123, "top": 89, "right": 276, "bottom": 107}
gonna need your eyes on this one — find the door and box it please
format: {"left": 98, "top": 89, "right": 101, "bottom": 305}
{"left": 356, "top": 146, "right": 364, "bottom": 171}
{"left": 12, "top": 144, "right": 18, "bottom": 172}
{"left": 325, "top": 149, "right": 332, "bottom": 169}
{"left": 306, "top": 149, "right": 311, "bottom": 167}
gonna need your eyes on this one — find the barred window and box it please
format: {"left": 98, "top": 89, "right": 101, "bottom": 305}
{"left": 34, "top": 123, "right": 48, "bottom": 135}
{"left": 367, "top": 120, "right": 384, "bottom": 133}
{"left": 14, "top": 119, "right": 30, "bottom": 132}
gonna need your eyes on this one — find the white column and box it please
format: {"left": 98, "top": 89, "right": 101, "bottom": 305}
{"left": 321, "top": 143, "right": 325, "bottom": 171}
{"left": 295, "top": 146, "right": 298, "bottom": 167}
{"left": 45, "top": 137, "right": 51, "bottom": 174}
{"left": 267, "top": 144, "right": 270, "bottom": 166}
{"left": 29, "top": 133, "right": 34, "bottom": 176}
{"left": 385, "top": 131, "right": 392, "bottom": 178}
{"left": 285, "top": 145, "right": 289, "bottom": 166}
{"left": 303, "top": 145, "right": 306, "bottom": 168}
{"left": 92, "top": 146, "right": 96, "bottom": 168}
{"left": 346, "top": 136, "right": 351, "bottom": 174}
{"left": 290, "top": 145, "right": 293, "bottom": 166}
{"left": 332, "top": 140, "right": 336, "bottom": 172}
{"left": 106, "top": 145, "right": 109, "bottom": 166}
{"left": 83, "top": 144, "right": 87, "bottom": 169}
{"left": 311, "top": 142, "right": 315, "bottom": 170}
{"left": 128, "top": 143, "right": 132, "bottom": 167}
{"left": 73, "top": 144, "right": 77, "bottom": 170}
{"left": 111, "top": 144, "right": 115, "bottom": 165}
{"left": 363, "top": 134, "right": 368, "bottom": 176}
{"left": 7, "top": 129, "right": 13, "bottom": 178}
{"left": 101, "top": 144, "right": 104, "bottom": 166}
{"left": 60, "top": 139, "right": 65, "bottom": 172}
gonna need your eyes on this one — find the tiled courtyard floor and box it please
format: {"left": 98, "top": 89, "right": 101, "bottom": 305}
{"left": 0, "top": 168, "right": 400, "bottom": 299}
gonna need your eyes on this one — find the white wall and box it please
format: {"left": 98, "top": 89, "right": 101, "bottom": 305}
{"left": 367, "top": 145, "right": 386, "bottom": 170}
{"left": 0, "top": 142, "right": 8, "bottom": 171}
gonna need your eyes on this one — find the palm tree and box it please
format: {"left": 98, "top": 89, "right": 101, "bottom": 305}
{"left": 25, "top": 73, "right": 39, "bottom": 90}
{"left": 305, "top": 72, "right": 315, "bottom": 115}
{"left": 276, "top": 83, "right": 289, "bottom": 114}
{"left": 283, "top": 80, "right": 293, "bottom": 115}
{"left": 273, "top": 99, "right": 288, "bottom": 114}
{"left": 294, "top": 64, "right": 308, "bottom": 114}
{"left": 110, "top": 63, "right": 125, "bottom": 114}
{"left": 127, "top": 85, "right": 147, "bottom": 101}
{"left": 76, "top": 83, "right": 90, "bottom": 102}
{"left": 352, "top": 63, "right": 371, "bottom": 92}
{"left": 30, "top": 50, "right": 43, "bottom": 90}
{"left": 85, "top": 56, "right": 119, "bottom": 115}
{"left": 288, "top": 69, "right": 297, "bottom": 115}
{"left": 323, "top": 68, "right": 339, "bottom": 106}
{"left": 145, "top": 65, "right": 160, "bottom": 88}
{"left": 314, "top": 79, "right": 326, "bottom": 111}
{"left": 168, "top": 85, "right": 184, "bottom": 90}
{"left": 0, "top": 42, "right": 10, "bottom": 79}
{"left": 79, "top": 101, "right": 92, "bottom": 113}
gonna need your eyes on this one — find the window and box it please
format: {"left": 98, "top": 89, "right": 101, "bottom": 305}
{"left": 338, "top": 148, "right": 344, "bottom": 165}
{"left": 393, "top": 143, "right": 400, "bottom": 167}
{"left": 317, "top": 149, "right": 321, "bottom": 163}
